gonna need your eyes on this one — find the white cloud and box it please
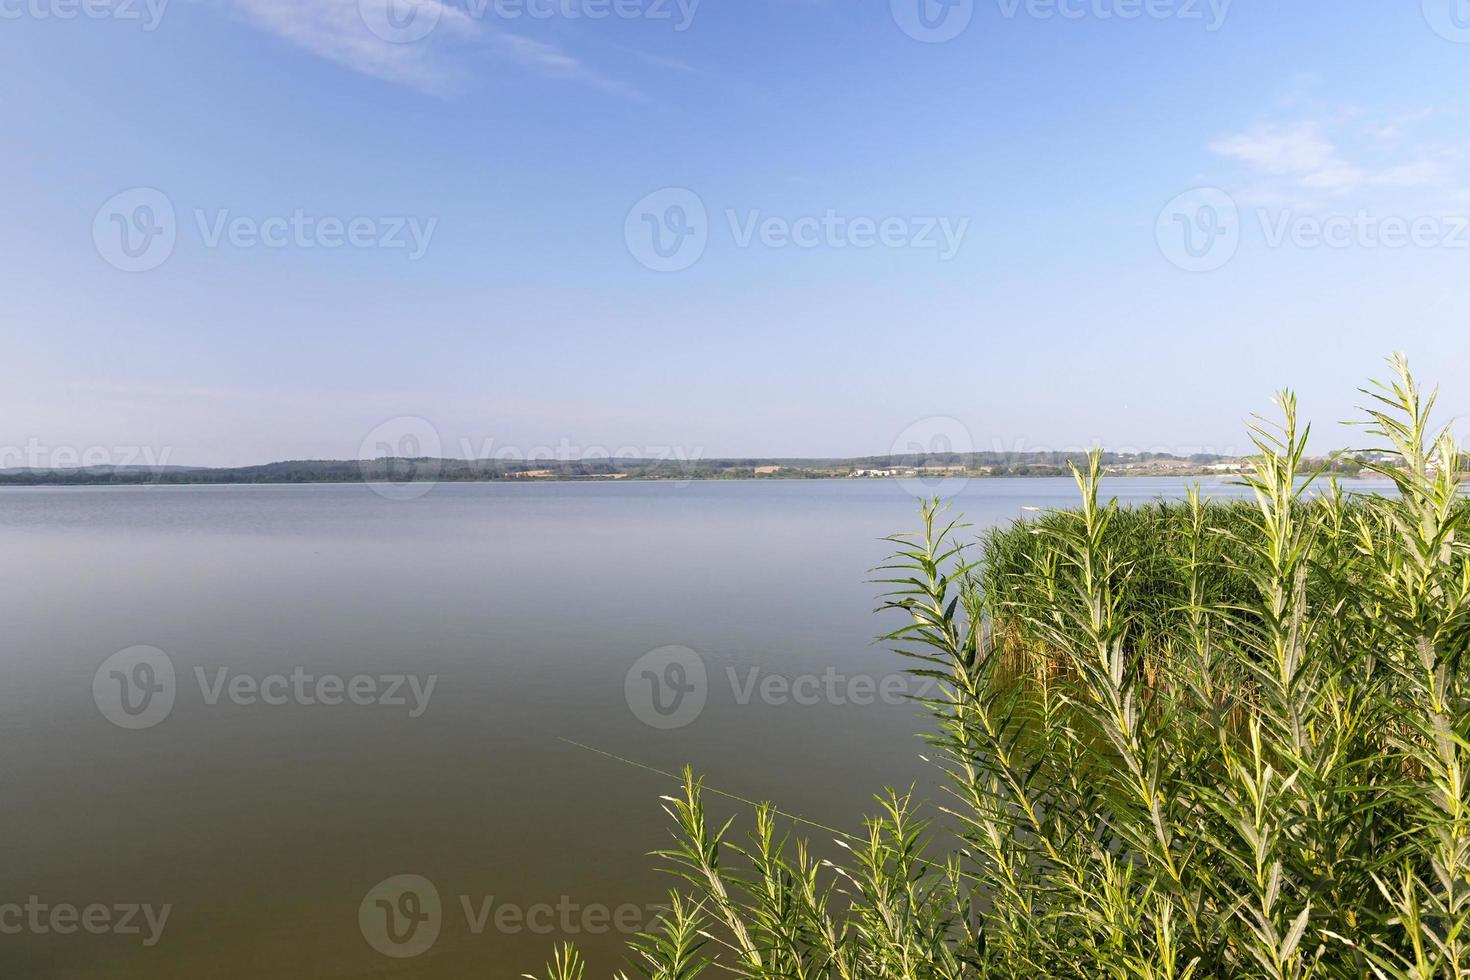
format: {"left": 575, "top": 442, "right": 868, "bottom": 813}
{"left": 1370, "top": 161, "right": 1444, "bottom": 188}
{"left": 1297, "top": 161, "right": 1368, "bottom": 192}
{"left": 1209, "top": 122, "right": 1374, "bottom": 193}
{"left": 1210, "top": 123, "right": 1341, "bottom": 178}
{"left": 1208, "top": 113, "right": 1464, "bottom": 207}
{"left": 226, "top": 0, "right": 469, "bottom": 91}
{"left": 219, "top": 0, "right": 623, "bottom": 95}
{"left": 487, "top": 32, "right": 638, "bottom": 95}
{"left": 1361, "top": 109, "right": 1434, "bottom": 144}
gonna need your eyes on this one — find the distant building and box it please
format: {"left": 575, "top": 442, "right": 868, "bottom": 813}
{"left": 754, "top": 466, "right": 783, "bottom": 475}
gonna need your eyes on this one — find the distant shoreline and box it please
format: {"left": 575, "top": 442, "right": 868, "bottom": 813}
{"left": 0, "top": 450, "right": 1384, "bottom": 488}
{"left": 0, "top": 468, "right": 1377, "bottom": 490}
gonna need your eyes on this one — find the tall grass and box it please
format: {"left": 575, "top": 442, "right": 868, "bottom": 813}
{"left": 536, "top": 355, "right": 1469, "bottom": 980}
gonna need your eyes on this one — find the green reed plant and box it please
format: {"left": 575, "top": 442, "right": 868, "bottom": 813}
{"left": 533, "top": 355, "right": 1468, "bottom": 980}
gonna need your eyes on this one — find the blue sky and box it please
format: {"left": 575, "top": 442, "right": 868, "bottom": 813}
{"left": 3, "top": 0, "right": 1468, "bottom": 466}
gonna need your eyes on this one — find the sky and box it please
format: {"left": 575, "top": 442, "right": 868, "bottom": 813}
{"left": 2, "top": 0, "right": 1468, "bottom": 467}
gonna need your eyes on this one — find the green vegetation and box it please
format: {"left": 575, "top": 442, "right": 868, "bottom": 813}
{"left": 538, "top": 356, "right": 1470, "bottom": 980}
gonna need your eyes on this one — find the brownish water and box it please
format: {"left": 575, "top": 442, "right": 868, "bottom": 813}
{"left": 0, "top": 477, "right": 1327, "bottom": 978}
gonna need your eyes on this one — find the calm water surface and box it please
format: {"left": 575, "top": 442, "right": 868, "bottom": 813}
{"left": 0, "top": 477, "right": 1390, "bottom": 977}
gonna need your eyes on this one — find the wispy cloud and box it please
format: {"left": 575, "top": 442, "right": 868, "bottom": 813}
{"left": 486, "top": 31, "right": 639, "bottom": 95}
{"left": 225, "top": 0, "right": 468, "bottom": 91}
{"left": 601, "top": 41, "right": 697, "bottom": 74}
{"left": 219, "top": 0, "right": 627, "bottom": 95}
{"left": 1210, "top": 123, "right": 1368, "bottom": 192}
{"left": 1208, "top": 110, "right": 1466, "bottom": 210}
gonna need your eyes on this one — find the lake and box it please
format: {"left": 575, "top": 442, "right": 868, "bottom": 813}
{"left": 0, "top": 477, "right": 1388, "bottom": 977}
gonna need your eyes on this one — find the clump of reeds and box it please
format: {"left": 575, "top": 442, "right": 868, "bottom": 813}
{"left": 534, "top": 354, "right": 1469, "bottom": 980}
